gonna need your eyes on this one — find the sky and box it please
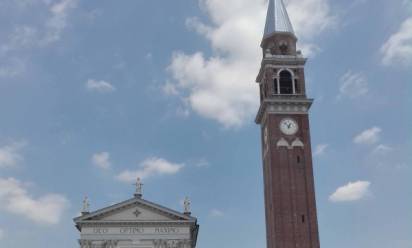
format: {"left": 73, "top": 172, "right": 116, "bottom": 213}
{"left": 0, "top": 0, "right": 411, "bottom": 247}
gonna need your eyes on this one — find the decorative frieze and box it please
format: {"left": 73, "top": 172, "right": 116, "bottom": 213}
{"left": 79, "top": 240, "right": 118, "bottom": 248}
{"left": 79, "top": 240, "right": 92, "bottom": 248}
{"left": 276, "top": 138, "right": 304, "bottom": 149}
{"left": 103, "top": 240, "right": 118, "bottom": 248}
{"left": 153, "top": 239, "right": 191, "bottom": 248}
{"left": 291, "top": 138, "right": 304, "bottom": 147}
{"left": 256, "top": 99, "right": 313, "bottom": 124}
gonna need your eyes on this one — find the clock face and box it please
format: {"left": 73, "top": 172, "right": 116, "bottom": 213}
{"left": 279, "top": 118, "right": 299, "bottom": 135}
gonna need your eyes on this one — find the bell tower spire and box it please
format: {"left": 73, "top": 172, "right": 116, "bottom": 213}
{"left": 264, "top": 0, "right": 295, "bottom": 38}
{"left": 255, "top": 1, "right": 321, "bottom": 248}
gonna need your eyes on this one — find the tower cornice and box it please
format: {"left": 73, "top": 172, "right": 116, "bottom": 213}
{"left": 255, "top": 98, "right": 313, "bottom": 124}
{"left": 261, "top": 32, "right": 297, "bottom": 48}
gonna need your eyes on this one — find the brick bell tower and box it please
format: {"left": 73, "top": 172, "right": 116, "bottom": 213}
{"left": 255, "top": 0, "right": 321, "bottom": 247}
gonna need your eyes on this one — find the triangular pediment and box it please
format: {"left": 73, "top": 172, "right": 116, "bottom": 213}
{"left": 93, "top": 203, "right": 177, "bottom": 221}
{"left": 74, "top": 197, "right": 195, "bottom": 224}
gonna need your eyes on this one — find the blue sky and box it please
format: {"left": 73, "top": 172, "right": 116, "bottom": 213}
{"left": 0, "top": 0, "right": 411, "bottom": 247}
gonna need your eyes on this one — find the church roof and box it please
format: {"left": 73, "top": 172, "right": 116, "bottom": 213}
{"left": 263, "top": 0, "right": 295, "bottom": 38}
{"left": 74, "top": 196, "right": 197, "bottom": 224}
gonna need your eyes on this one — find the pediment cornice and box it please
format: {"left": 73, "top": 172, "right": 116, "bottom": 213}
{"left": 74, "top": 197, "right": 196, "bottom": 226}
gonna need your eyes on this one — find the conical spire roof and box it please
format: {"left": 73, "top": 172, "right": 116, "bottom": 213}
{"left": 263, "top": 0, "right": 295, "bottom": 38}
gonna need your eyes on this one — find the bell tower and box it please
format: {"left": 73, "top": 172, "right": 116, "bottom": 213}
{"left": 255, "top": 0, "right": 321, "bottom": 248}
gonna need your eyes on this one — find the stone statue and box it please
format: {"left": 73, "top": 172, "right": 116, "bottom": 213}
{"left": 134, "top": 177, "right": 143, "bottom": 197}
{"left": 183, "top": 197, "right": 191, "bottom": 214}
{"left": 81, "top": 196, "right": 90, "bottom": 214}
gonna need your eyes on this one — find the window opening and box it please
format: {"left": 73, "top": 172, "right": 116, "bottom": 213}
{"left": 279, "top": 70, "right": 293, "bottom": 94}
{"left": 279, "top": 44, "right": 288, "bottom": 55}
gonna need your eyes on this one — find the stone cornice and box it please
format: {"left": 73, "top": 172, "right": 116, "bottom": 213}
{"left": 74, "top": 197, "right": 196, "bottom": 224}
{"left": 78, "top": 221, "right": 195, "bottom": 227}
{"left": 255, "top": 98, "right": 313, "bottom": 124}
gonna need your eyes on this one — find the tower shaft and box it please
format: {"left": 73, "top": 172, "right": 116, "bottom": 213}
{"left": 256, "top": 1, "right": 321, "bottom": 247}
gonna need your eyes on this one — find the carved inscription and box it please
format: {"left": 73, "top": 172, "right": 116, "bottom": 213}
{"left": 120, "top": 227, "right": 144, "bottom": 234}
{"left": 88, "top": 226, "right": 185, "bottom": 235}
{"left": 155, "top": 227, "right": 180, "bottom": 234}
{"left": 93, "top": 228, "right": 108, "bottom": 234}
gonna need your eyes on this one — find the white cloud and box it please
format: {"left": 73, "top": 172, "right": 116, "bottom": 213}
{"left": 0, "top": 177, "right": 68, "bottom": 225}
{"left": 1, "top": 0, "right": 78, "bottom": 50}
{"left": 0, "top": 58, "right": 26, "bottom": 78}
{"left": 354, "top": 127, "right": 382, "bottom": 145}
{"left": 116, "top": 157, "right": 184, "bottom": 183}
{"left": 285, "top": 0, "right": 336, "bottom": 42}
{"left": 86, "top": 79, "right": 116, "bottom": 93}
{"left": 145, "top": 53, "right": 153, "bottom": 60}
{"left": 0, "top": 141, "right": 26, "bottom": 169}
{"left": 92, "top": 152, "right": 111, "bottom": 170}
{"left": 166, "top": 0, "right": 335, "bottom": 127}
{"left": 1, "top": 26, "right": 38, "bottom": 53}
{"left": 195, "top": 159, "right": 210, "bottom": 168}
{"left": 43, "top": 0, "right": 78, "bottom": 44}
{"left": 209, "top": 208, "right": 225, "bottom": 217}
{"left": 0, "top": 0, "right": 78, "bottom": 78}
{"left": 329, "top": 181, "right": 371, "bottom": 202}
{"left": 338, "top": 71, "right": 369, "bottom": 99}
{"left": 395, "top": 163, "right": 409, "bottom": 170}
{"left": 372, "top": 144, "right": 393, "bottom": 154}
{"left": 167, "top": 51, "right": 259, "bottom": 128}
{"left": 314, "top": 144, "right": 329, "bottom": 157}
{"left": 381, "top": 17, "right": 412, "bottom": 66}
{"left": 162, "top": 81, "right": 179, "bottom": 96}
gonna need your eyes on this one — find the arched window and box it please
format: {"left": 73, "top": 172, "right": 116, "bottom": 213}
{"left": 279, "top": 70, "right": 293, "bottom": 94}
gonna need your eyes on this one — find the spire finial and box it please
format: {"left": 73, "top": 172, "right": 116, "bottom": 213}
{"left": 263, "top": 0, "right": 295, "bottom": 39}
{"left": 134, "top": 177, "right": 143, "bottom": 198}
{"left": 183, "top": 197, "right": 191, "bottom": 215}
{"left": 81, "top": 196, "right": 90, "bottom": 215}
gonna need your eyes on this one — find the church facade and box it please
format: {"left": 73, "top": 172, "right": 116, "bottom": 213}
{"left": 74, "top": 184, "right": 199, "bottom": 248}
{"left": 256, "top": 0, "right": 321, "bottom": 247}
